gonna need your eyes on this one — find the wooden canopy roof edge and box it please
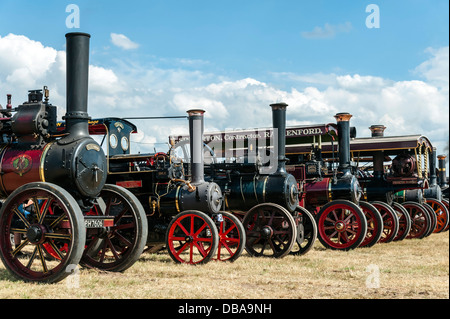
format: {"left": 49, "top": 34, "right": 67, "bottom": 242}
{"left": 349, "top": 134, "right": 433, "bottom": 152}
{"left": 285, "top": 134, "right": 433, "bottom": 155}
{"left": 56, "top": 117, "right": 138, "bottom": 135}
{"left": 169, "top": 123, "right": 338, "bottom": 143}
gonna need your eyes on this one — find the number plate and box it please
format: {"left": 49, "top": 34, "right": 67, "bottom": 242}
{"left": 84, "top": 218, "right": 114, "bottom": 228}
{"left": 85, "top": 219, "right": 104, "bottom": 228}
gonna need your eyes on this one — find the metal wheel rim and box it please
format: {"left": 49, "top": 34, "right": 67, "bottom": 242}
{"left": 0, "top": 185, "right": 84, "bottom": 282}
{"left": 166, "top": 211, "right": 217, "bottom": 264}
{"left": 243, "top": 203, "right": 296, "bottom": 258}
{"left": 317, "top": 202, "right": 366, "bottom": 250}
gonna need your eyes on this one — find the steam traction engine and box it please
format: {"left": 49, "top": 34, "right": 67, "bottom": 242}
{"left": 0, "top": 33, "right": 147, "bottom": 283}
{"left": 285, "top": 113, "right": 371, "bottom": 250}
{"left": 351, "top": 125, "right": 443, "bottom": 240}
{"left": 87, "top": 111, "right": 246, "bottom": 264}
{"left": 184, "top": 103, "right": 318, "bottom": 258}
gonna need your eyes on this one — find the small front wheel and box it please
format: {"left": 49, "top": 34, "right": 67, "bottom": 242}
{"left": 371, "top": 201, "right": 399, "bottom": 244}
{"left": 359, "top": 201, "right": 383, "bottom": 248}
{"left": 215, "top": 211, "right": 246, "bottom": 262}
{"left": 316, "top": 200, "right": 367, "bottom": 250}
{"left": 166, "top": 211, "right": 218, "bottom": 264}
{"left": 424, "top": 199, "right": 448, "bottom": 233}
{"left": 391, "top": 202, "right": 412, "bottom": 241}
{"left": 289, "top": 206, "right": 317, "bottom": 256}
{"left": 242, "top": 203, "right": 297, "bottom": 258}
{"left": 402, "top": 202, "right": 432, "bottom": 239}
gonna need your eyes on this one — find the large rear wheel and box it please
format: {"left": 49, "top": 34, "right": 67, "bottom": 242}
{"left": 81, "top": 184, "right": 147, "bottom": 272}
{"left": 0, "top": 182, "right": 85, "bottom": 283}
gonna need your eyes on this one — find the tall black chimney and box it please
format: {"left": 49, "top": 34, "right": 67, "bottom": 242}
{"left": 438, "top": 154, "right": 448, "bottom": 188}
{"left": 270, "top": 102, "right": 288, "bottom": 175}
{"left": 429, "top": 147, "right": 438, "bottom": 186}
{"left": 187, "top": 109, "right": 205, "bottom": 184}
{"left": 63, "top": 32, "right": 91, "bottom": 142}
{"left": 334, "top": 112, "right": 353, "bottom": 175}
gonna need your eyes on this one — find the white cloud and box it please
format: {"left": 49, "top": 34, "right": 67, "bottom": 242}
{"left": 0, "top": 33, "right": 447, "bottom": 159}
{"left": 110, "top": 33, "right": 139, "bottom": 50}
{"left": 0, "top": 33, "right": 58, "bottom": 88}
{"left": 301, "top": 22, "right": 352, "bottom": 39}
{"left": 414, "top": 46, "right": 449, "bottom": 89}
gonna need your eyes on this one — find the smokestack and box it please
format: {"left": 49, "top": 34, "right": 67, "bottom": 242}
{"left": 6, "top": 94, "right": 12, "bottom": 110}
{"left": 429, "top": 147, "right": 438, "bottom": 186}
{"left": 438, "top": 154, "right": 448, "bottom": 187}
{"left": 334, "top": 112, "right": 353, "bottom": 175}
{"left": 63, "top": 32, "right": 91, "bottom": 141}
{"left": 187, "top": 109, "right": 205, "bottom": 184}
{"left": 270, "top": 102, "right": 288, "bottom": 174}
{"left": 369, "top": 125, "right": 386, "bottom": 137}
{"left": 369, "top": 125, "right": 386, "bottom": 177}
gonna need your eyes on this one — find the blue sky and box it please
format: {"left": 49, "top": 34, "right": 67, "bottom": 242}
{"left": 0, "top": 0, "right": 449, "bottom": 159}
{"left": 1, "top": 0, "right": 448, "bottom": 83}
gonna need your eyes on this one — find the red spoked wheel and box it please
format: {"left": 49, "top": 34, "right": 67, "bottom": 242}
{"left": 425, "top": 199, "right": 449, "bottom": 233}
{"left": 402, "top": 201, "right": 432, "bottom": 239}
{"left": 442, "top": 199, "right": 449, "bottom": 231}
{"left": 391, "top": 202, "right": 412, "bottom": 241}
{"left": 166, "top": 210, "right": 218, "bottom": 264}
{"left": 289, "top": 206, "right": 317, "bottom": 256}
{"left": 421, "top": 202, "right": 437, "bottom": 237}
{"left": 315, "top": 200, "right": 367, "bottom": 251}
{"left": 215, "top": 211, "right": 246, "bottom": 262}
{"left": 359, "top": 201, "right": 383, "bottom": 248}
{"left": 0, "top": 182, "right": 85, "bottom": 283}
{"left": 242, "top": 203, "right": 297, "bottom": 258}
{"left": 371, "top": 201, "right": 399, "bottom": 244}
{"left": 80, "top": 184, "right": 147, "bottom": 272}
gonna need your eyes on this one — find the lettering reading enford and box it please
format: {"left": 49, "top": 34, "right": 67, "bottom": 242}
{"left": 178, "top": 303, "right": 272, "bottom": 316}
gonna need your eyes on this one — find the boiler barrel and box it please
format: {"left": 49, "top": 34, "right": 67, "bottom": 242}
{"left": 217, "top": 174, "right": 298, "bottom": 213}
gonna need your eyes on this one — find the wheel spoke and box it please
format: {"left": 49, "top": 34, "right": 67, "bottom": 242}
{"left": 45, "top": 233, "right": 72, "bottom": 241}
{"left": 13, "top": 207, "right": 30, "bottom": 228}
{"left": 11, "top": 239, "right": 30, "bottom": 258}
{"left": 38, "top": 199, "right": 52, "bottom": 224}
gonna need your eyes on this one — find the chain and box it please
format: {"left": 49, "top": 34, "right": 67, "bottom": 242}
{"left": 416, "top": 146, "right": 422, "bottom": 179}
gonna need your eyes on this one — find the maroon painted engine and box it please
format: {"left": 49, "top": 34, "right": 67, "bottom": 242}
{"left": 0, "top": 33, "right": 147, "bottom": 284}
{"left": 0, "top": 88, "right": 107, "bottom": 202}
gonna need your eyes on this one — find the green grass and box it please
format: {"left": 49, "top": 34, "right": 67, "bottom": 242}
{"left": 0, "top": 231, "right": 448, "bottom": 299}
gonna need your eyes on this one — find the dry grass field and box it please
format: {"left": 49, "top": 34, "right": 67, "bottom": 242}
{"left": 0, "top": 231, "right": 448, "bottom": 300}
